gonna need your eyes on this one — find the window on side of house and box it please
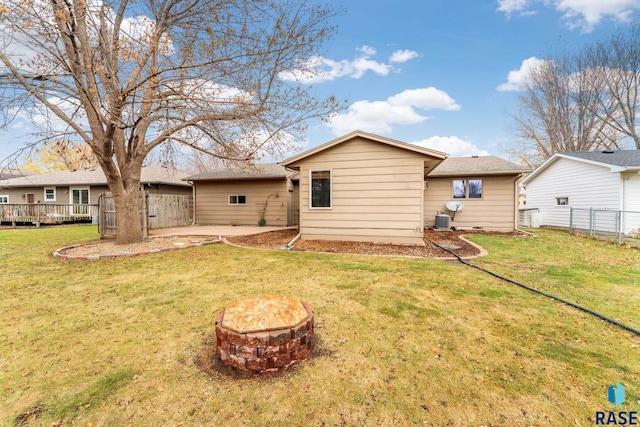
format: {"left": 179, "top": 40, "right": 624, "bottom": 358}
{"left": 453, "top": 179, "right": 483, "bottom": 199}
{"left": 310, "top": 169, "right": 331, "bottom": 208}
{"left": 556, "top": 197, "right": 569, "bottom": 206}
{"left": 0, "top": 195, "right": 8, "bottom": 204}
{"left": 229, "top": 195, "right": 247, "bottom": 205}
{"left": 452, "top": 180, "right": 466, "bottom": 199}
{"left": 44, "top": 187, "right": 56, "bottom": 202}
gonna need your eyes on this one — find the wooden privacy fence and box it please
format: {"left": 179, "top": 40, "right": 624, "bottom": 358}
{"left": 98, "top": 192, "right": 192, "bottom": 238}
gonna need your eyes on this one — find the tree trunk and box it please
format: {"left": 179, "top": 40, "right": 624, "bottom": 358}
{"left": 112, "top": 186, "right": 143, "bottom": 244}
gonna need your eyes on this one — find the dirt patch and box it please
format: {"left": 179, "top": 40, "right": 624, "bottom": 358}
{"left": 54, "top": 229, "right": 495, "bottom": 259}
{"left": 228, "top": 228, "right": 486, "bottom": 258}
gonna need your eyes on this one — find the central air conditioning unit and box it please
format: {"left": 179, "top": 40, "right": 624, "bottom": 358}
{"left": 435, "top": 214, "right": 451, "bottom": 230}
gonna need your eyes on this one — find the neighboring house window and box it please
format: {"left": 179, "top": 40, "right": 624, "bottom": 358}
{"left": 229, "top": 195, "right": 246, "bottom": 205}
{"left": 44, "top": 187, "right": 56, "bottom": 202}
{"left": 310, "top": 170, "right": 331, "bottom": 208}
{"left": 556, "top": 197, "right": 569, "bottom": 206}
{"left": 70, "top": 187, "right": 90, "bottom": 215}
{"left": 453, "top": 179, "right": 483, "bottom": 199}
{"left": 0, "top": 195, "right": 8, "bottom": 204}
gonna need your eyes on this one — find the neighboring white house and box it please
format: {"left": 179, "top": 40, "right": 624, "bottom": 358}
{"left": 520, "top": 150, "right": 640, "bottom": 235}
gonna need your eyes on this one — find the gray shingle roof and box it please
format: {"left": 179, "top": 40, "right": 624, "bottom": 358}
{"left": 428, "top": 156, "right": 530, "bottom": 177}
{"left": 0, "top": 165, "right": 190, "bottom": 187}
{"left": 185, "top": 163, "right": 298, "bottom": 181}
{"left": 0, "top": 168, "right": 36, "bottom": 180}
{"left": 561, "top": 150, "right": 640, "bottom": 167}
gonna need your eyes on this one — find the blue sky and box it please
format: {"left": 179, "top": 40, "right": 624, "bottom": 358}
{"left": 295, "top": 0, "right": 640, "bottom": 158}
{"left": 2, "top": 0, "right": 640, "bottom": 164}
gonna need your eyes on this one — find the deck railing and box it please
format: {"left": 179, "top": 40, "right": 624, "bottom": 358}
{"left": 0, "top": 203, "right": 99, "bottom": 225}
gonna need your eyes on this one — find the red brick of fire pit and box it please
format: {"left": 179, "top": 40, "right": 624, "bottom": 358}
{"left": 215, "top": 296, "right": 314, "bottom": 376}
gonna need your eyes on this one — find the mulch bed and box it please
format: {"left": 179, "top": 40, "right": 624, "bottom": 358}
{"left": 227, "top": 228, "right": 485, "bottom": 258}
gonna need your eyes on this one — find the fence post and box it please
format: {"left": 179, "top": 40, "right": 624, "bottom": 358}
{"left": 569, "top": 207, "right": 574, "bottom": 235}
{"left": 141, "top": 190, "right": 149, "bottom": 239}
{"left": 617, "top": 210, "right": 622, "bottom": 245}
{"left": 36, "top": 203, "right": 41, "bottom": 228}
{"left": 98, "top": 193, "right": 104, "bottom": 238}
{"left": 589, "top": 208, "right": 594, "bottom": 236}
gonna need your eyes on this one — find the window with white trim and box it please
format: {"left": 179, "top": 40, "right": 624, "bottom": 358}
{"left": 44, "top": 187, "right": 56, "bottom": 201}
{"left": 453, "top": 179, "right": 483, "bottom": 199}
{"left": 0, "top": 195, "right": 8, "bottom": 204}
{"left": 229, "top": 195, "right": 246, "bottom": 205}
{"left": 556, "top": 197, "right": 569, "bottom": 206}
{"left": 310, "top": 170, "right": 331, "bottom": 208}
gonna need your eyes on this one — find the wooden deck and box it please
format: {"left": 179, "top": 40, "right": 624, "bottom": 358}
{"left": 0, "top": 203, "right": 98, "bottom": 226}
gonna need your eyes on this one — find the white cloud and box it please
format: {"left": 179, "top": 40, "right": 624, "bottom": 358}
{"left": 279, "top": 45, "right": 419, "bottom": 84}
{"left": 389, "top": 49, "right": 419, "bottom": 63}
{"left": 556, "top": 0, "right": 639, "bottom": 32}
{"left": 357, "top": 45, "right": 377, "bottom": 56}
{"left": 389, "top": 88, "right": 461, "bottom": 111}
{"left": 326, "top": 87, "right": 460, "bottom": 136}
{"left": 411, "top": 136, "right": 491, "bottom": 157}
{"left": 497, "top": 0, "right": 534, "bottom": 16}
{"left": 497, "top": 56, "right": 546, "bottom": 92}
{"left": 496, "top": 0, "right": 640, "bottom": 32}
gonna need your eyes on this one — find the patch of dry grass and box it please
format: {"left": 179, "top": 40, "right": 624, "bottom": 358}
{"left": 0, "top": 225, "right": 638, "bottom": 426}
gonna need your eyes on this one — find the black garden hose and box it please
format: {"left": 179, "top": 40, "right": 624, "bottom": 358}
{"left": 427, "top": 238, "right": 640, "bottom": 337}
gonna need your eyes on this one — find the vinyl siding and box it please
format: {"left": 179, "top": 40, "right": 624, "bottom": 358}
{"left": 288, "top": 136, "right": 429, "bottom": 245}
{"left": 194, "top": 179, "right": 289, "bottom": 226}
{"left": 525, "top": 158, "right": 621, "bottom": 228}
{"left": 623, "top": 173, "right": 640, "bottom": 235}
{"left": 423, "top": 176, "right": 518, "bottom": 231}
{"left": 0, "top": 185, "right": 108, "bottom": 205}
{"left": 625, "top": 173, "right": 640, "bottom": 212}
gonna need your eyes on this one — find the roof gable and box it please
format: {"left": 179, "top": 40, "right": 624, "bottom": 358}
{"left": 521, "top": 150, "right": 640, "bottom": 187}
{"left": 281, "top": 130, "right": 447, "bottom": 166}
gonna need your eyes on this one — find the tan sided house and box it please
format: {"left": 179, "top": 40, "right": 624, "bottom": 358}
{"left": 188, "top": 131, "right": 529, "bottom": 245}
{"left": 282, "top": 131, "right": 446, "bottom": 245}
{"left": 0, "top": 165, "right": 192, "bottom": 224}
{"left": 423, "top": 155, "right": 530, "bottom": 231}
{"left": 185, "top": 163, "right": 300, "bottom": 227}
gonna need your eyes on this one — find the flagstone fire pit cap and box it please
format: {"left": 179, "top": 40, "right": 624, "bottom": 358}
{"left": 221, "top": 295, "right": 310, "bottom": 334}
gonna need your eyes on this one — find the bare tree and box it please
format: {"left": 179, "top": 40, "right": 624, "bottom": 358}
{"left": 0, "top": 0, "right": 340, "bottom": 243}
{"left": 587, "top": 22, "right": 640, "bottom": 149}
{"left": 511, "top": 52, "right": 622, "bottom": 167}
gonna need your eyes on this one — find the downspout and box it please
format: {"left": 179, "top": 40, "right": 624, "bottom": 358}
{"left": 189, "top": 181, "right": 196, "bottom": 225}
{"left": 280, "top": 232, "right": 301, "bottom": 251}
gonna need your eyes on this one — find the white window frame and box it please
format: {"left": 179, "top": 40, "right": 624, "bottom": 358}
{"left": 556, "top": 197, "right": 569, "bottom": 206}
{"left": 0, "top": 195, "right": 8, "bottom": 204}
{"left": 228, "top": 195, "right": 247, "bottom": 205}
{"left": 44, "top": 187, "right": 56, "bottom": 202}
{"left": 309, "top": 169, "right": 332, "bottom": 209}
{"left": 69, "top": 187, "right": 90, "bottom": 216}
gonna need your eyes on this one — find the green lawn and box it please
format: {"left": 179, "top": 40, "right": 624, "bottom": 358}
{"left": 0, "top": 226, "right": 638, "bottom": 426}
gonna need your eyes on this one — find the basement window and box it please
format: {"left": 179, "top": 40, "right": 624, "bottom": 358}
{"left": 229, "top": 195, "right": 246, "bottom": 205}
{"left": 310, "top": 169, "right": 331, "bottom": 208}
{"left": 556, "top": 197, "right": 569, "bottom": 206}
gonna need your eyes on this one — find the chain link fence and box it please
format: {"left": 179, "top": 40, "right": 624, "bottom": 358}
{"left": 569, "top": 208, "right": 640, "bottom": 247}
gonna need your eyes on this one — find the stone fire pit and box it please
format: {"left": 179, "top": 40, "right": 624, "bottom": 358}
{"left": 215, "top": 296, "right": 314, "bottom": 376}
